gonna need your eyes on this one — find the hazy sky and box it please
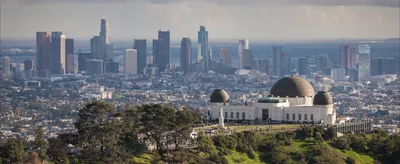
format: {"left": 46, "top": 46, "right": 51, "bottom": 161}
{"left": 1, "top": 0, "right": 399, "bottom": 41}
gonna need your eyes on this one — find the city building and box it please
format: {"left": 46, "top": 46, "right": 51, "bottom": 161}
{"left": 78, "top": 53, "right": 93, "bottom": 72}
{"left": 85, "top": 59, "right": 104, "bottom": 75}
{"left": 180, "top": 38, "right": 191, "bottom": 74}
{"left": 105, "top": 60, "right": 119, "bottom": 73}
{"left": 298, "top": 57, "right": 308, "bottom": 76}
{"left": 340, "top": 45, "right": 351, "bottom": 69}
{"left": 158, "top": 30, "right": 170, "bottom": 72}
{"left": 36, "top": 32, "right": 52, "bottom": 71}
{"left": 348, "top": 68, "right": 358, "bottom": 82}
{"left": 371, "top": 58, "right": 385, "bottom": 76}
{"left": 124, "top": 49, "right": 137, "bottom": 74}
{"left": 238, "top": 39, "right": 249, "bottom": 70}
{"left": 144, "top": 67, "right": 158, "bottom": 76}
{"left": 281, "top": 53, "right": 291, "bottom": 77}
{"left": 209, "top": 76, "right": 336, "bottom": 125}
{"left": 50, "top": 32, "right": 66, "bottom": 75}
{"left": 317, "top": 55, "right": 332, "bottom": 75}
{"left": 24, "top": 59, "right": 34, "bottom": 70}
{"left": 81, "top": 84, "right": 113, "bottom": 100}
{"left": 220, "top": 48, "right": 232, "bottom": 66}
{"left": 351, "top": 53, "right": 359, "bottom": 68}
{"left": 152, "top": 39, "right": 166, "bottom": 72}
{"left": 331, "top": 68, "right": 346, "bottom": 81}
{"left": 90, "top": 36, "right": 101, "bottom": 59}
{"left": 133, "top": 39, "right": 147, "bottom": 74}
{"left": 198, "top": 26, "right": 209, "bottom": 71}
{"left": 90, "top": 19, "right": 113, "bottom": 60}
{"left": 272, "top": 46, "right": 283, "bottom": 76}
{"left": 1, "top": 57, "right": 11, "bottom": 78}
{"left": 357, "top": 45, "right": 371, "bottom": 81}
{"left": 65, "top": 38, "right": 74, "bottom": 74}
{"left": 384, "top": 58, "right": 396, "bottom": 74}
{"left": 242, "top": 49, "right": 253, "bottom": 70}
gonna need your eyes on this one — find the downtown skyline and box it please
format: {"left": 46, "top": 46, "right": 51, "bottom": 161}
{"left": 1, "top": 0, "right": 399, "bottom": 41}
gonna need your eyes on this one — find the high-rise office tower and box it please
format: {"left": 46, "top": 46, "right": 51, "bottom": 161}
{"left": 50, "top": 32, "right": 66, "bottom": 75}
{"left": 105, "top": 60, "right": 119, "bottom": 73}
{"left": 153, "top": 39, "right": 166, "bottom": 72}
{"left": 36, "top": 32, "right": 52, "bottom": 71}
{"left": 180, "top": 38, "right": 192, "bottom": 74}
{"left": 348, "top": 68, "right": 358, "bottom": 82}
{"left": 340, "top": 45, "right": 352, "bottom": 69}
{"left": 78, "top": 53, "right": 93, "bottom": 72}
{"left": 24, "top": 59, "right": 34, "bottom": 70}
{"left": 351, "top": 53, "right": 359, "bottom": 68}
{"left": 85, "top": 59, "right": 104, "bottom": 75}
{"left": 133, "top": 39, "right": 147, "bottom": 74}
{"left": 90, "top": 36, "right": 101, "bottom": 59}
{"left": 238, "top": 39, "right": 249, "bottom": 70}
{"left": 317, "top": 55, "right": 332, "bottom": 75}
{"left": 272, "top": 46, "right": 282, "bottom": 76}
{"left": 298, "top": 57, "right": 308, "bottom": 76}
{"left": 100, "top": 19, "right": 109, "bottom": 45}
{"left": 158, "top": 30, "right": 170, "bottom": 71}
{"left": 281, "top": 53, "right": 291, "bottom": 76}
{"left": 384, "top": 58, "right": 396, "bottom": 74}
{"left": 242, "top": 49, "right": 253, "bottom": 70}
{"left": 220, "top": 48, "right": 232, "bottom": 66}
{"left": 371, "top": 58, "right": 385, "bottom": 75}
{"left": 331, "top": 68, "right": 346, "bottom": 81}
{"left": 65, "top": 39, "right": 74, "bottom": 74}
{"left": 198, "top": 26, "right": 209, "bottom": 70}
{"left": 357, "top": 44, "right": 371, "bottom": 81}
{"left": 124, "top": 49, "right": 137, "bottom": 74}
{"left": 1, "top": 57, "right": 10, "bottom": 78}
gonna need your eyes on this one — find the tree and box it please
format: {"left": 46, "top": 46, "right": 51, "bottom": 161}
{"left": 172, "top": 109, "right": 197, "bottom": 150}
{"left": 23, "top": 152, "right": 40, "bottom": 164}
{"left": 119, "top": 108, "right": 145, "bottom": 156}
{"left": 47, "top": 138, "right": 69, "bottom": 164}
{"left": 138, "top": 104, "right": 176, "bottom": 156}
{"left": 33, "top": 126, "right": 47, "bottom": 164}
{"left": 74, "top": 101, "right": 124, "bottom": 162}
{"left": 2, "top": 138, "right": 25, "bottom": 164}
{"left": 196, "top": 132, "right": 214, "bottom": 153}
{"left": 331, "top": 137, "right": 350, "bottom": 150}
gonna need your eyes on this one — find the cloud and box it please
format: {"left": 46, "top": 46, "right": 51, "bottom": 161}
{"left": 12, "top": 0, "right": 400, "bottom": 7}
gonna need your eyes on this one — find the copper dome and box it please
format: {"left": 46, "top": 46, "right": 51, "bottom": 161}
{"left": 270, "top": 76, "right": 315, "bottom": 98}
{"left": 210, "top": 89, "right": 230, "bottom": 103}
{"left": 313, "top": 91, "right": 333, "bottom": 105}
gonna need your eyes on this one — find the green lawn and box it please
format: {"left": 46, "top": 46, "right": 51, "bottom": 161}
{"left": 225, "top": 150, "right": 264, "bottom": 164}
{"left": 341, "top": 150, "right": 374, "bottom": 164}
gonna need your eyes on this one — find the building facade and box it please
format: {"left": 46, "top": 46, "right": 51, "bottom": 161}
{"left": 158, "top": 30, "right": 170, "bottom": 72}
{"left": 272, "top": 46, "right": 283, "bottom": 76}
{"left": 133, "top": 39, "right": 147, "bottom": 74}
{"left": 50, "top": 32, "right": 66, "bottom": 75}
{"left": 220, "top": 48, "right": 232, "bottom": 66}
{"left": 238, "top": 39, "right": 249, "bottom": 70}
{"left": 340, "top": 45, "right": 351, "bottom": 69}
{"left": 209, "top": 76, "right": 336, "bottom": 125}
{"left": 298, "top": 57, "right": 308, "bottom": 76}
{"left": 124, "top": 49, "right": 137, "bottom": 74}
{"left": 36, "top": 32, "right": 52, "bottom": 71}
{"left": 180, "top": 38, "right": 192, "bottom": 74}
{"left": 65, "top": 39, "right": 74, "bottom": 73}
{"left": 357, "top": 45, "right": 371, "bottom": 81}
{"left": 198, "top": 26, "right": 209, "bottom": 71}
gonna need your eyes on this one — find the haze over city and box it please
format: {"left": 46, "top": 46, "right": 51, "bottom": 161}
{"left": 1, "top": 0, "right": 399, "bottom": 41}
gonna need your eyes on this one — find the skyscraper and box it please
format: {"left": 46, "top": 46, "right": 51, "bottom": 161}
{"left": 50, "top": 32, "right": 66, "bottom": 75}
{"left": 180, "top": 38, "right": 192, "bottom": 74}
{"left": 36, "top": 32, "right": 52, "bottom": 71}
{"left": 340, "top": 45, "right": 351, "bottom": 69}
{"left": 220, "top": 48, "right": 232, "bottom": 66}
{"left": 158, "top": 30, "right": 170, "bottom": 71}
{"left": 24, "top": 59, "right": 34, "bottom": 70}
{"left": 133, "top": 39, "right": 147, "bottom": 74}
{"left": 124, "top": 49, "right": 137, "bottom": 74}
{"left": 198, "top": 26, "right": 209, "bottom": 71}
{"left": 85, "top": 59, "right": 104, "bottom": 75}
{"left": 100, "top": 19, "right": 109, "bottom": 45}
{"left": 351, "top": 53, "right": 359, "bottom": 68}
{"left": 371, "top": 58, "right": 385, "bottom": 75}
{"left": 152, "top": 39, "right": 166, "bottom": 72}
{"left": 90, "top": 36, "right": 101, "bottom": 59}
{"left": 78, "top": 53, "right": 93, "bottom": 72}
{"left": 384, "top": 58, "right": 396, "bottom": 74}
{"left": 298, "top": 57, "right": 308, "bottom": 76}
{"left": 272, "top": 46, "right": 282, "bottom": 76}
{"left": 357, "top": 44, "right": 371, "bottom": 81}
{"left": 281, "top": 53, "right": 291, "bottom": 76}
{"left": 242, "top": 49, "right": 253, "bottom": 70}
{"left": 238, "top": 39, "right": 249, "bottom": 70}
{"left": 65, "top": 39, "right": 74, "bottom": 74}
{"left": 1, "top": 57, "right": 10, "bottom": 78}
{"left": 317, "top": 55, "right": 332, "bottom": 74}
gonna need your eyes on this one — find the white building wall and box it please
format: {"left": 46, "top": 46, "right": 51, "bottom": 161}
{"left": 124, "top": 49, "right": 137, "bottom": 74}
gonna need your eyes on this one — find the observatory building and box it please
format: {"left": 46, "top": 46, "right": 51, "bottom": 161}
{"left": 209, "top": 75, "right": 336, "bottom": 125}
